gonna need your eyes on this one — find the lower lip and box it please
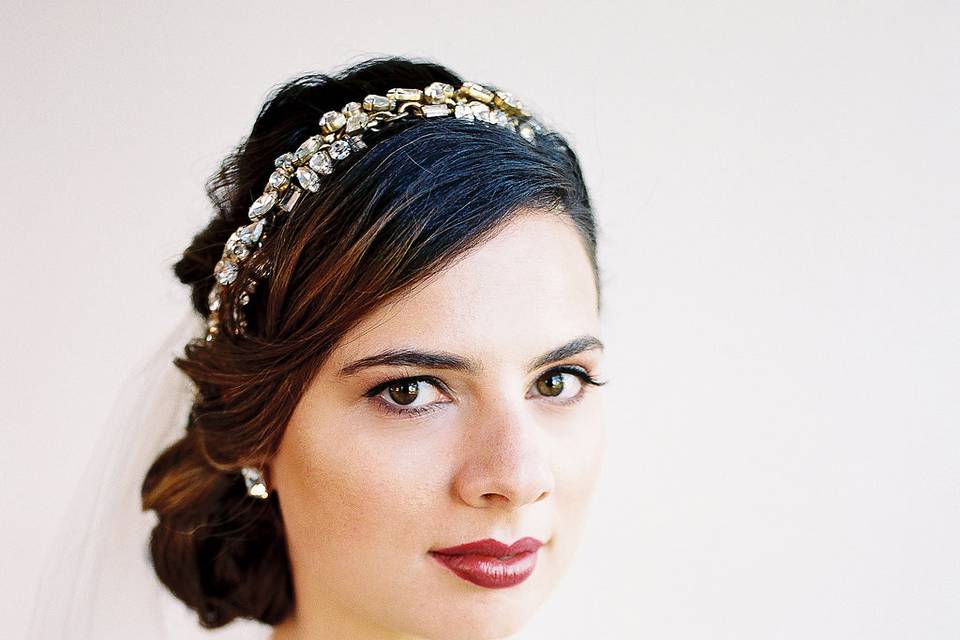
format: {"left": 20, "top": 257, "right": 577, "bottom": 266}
{"left": 429, "top": 549, "right": 540, "bottom": 588}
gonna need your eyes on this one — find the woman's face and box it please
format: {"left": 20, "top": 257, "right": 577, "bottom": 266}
{"left": 271, "top": 211, "right": 607, "bottom": 640}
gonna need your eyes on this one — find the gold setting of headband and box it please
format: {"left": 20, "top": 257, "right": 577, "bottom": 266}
{"left": 202, "top": 80, "right": 545, "bottom": 344}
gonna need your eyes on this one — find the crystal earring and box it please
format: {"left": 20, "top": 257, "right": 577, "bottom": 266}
{"left": 240, "top": 466, "right": 269, "bottom": 499}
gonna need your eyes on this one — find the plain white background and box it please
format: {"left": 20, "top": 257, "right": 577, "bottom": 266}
{"left": 2, "top": 1, "right": 958, "bottom": 638}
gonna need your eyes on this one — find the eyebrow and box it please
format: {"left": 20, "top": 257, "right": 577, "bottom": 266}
{"left": 337, "top": 335, "right": 604, "bottom": 377}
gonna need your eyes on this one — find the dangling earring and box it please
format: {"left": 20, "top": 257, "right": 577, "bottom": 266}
{"left": 240, "top": 466, "right": 269, "bottom": 499}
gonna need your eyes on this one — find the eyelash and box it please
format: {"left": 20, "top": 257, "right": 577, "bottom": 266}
{"left": 362, "top": 365, "right": 608, "bottom": 419}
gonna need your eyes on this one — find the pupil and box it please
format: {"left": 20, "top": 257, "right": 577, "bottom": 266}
{"left": 388, "top": 381, "right": 419, "bottom": 405}
{"left": 538, "top": 373, "right": 564, "bottom": 397}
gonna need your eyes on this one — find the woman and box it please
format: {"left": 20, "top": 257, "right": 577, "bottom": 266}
{"left": 36, "top": 56, "right": 609, "bottom": 640}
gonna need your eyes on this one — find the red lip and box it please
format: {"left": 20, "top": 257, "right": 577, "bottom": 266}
{"left": 431, "top": 536, "right": 543, "bottom": 557}
{"left": 429, "top": 537, "right": 544, "bottom": 588}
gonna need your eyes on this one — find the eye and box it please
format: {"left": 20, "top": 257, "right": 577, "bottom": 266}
{"left": 528, "top": 365, "right": 606, "bottom": 403}
{"left": 364, "top": 376, "right": 451, "bottom": 418}
{"left": 535, "top": 371, "right": 580, "bottom": 399}
{"left": 382, "top": 378, "right": 444, "bottom": 408}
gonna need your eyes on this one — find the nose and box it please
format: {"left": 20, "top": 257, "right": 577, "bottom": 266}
{"left": 453, "top": 400, "right": 556, "bottom": 509}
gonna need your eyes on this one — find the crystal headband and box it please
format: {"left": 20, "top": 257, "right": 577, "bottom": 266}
{"left": 202, "top": 80, "right": 545, "bottom": 343}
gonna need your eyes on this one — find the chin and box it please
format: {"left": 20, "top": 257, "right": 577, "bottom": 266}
{"left": 413, "top": 613, "right": 531, "bottom": 640}
{"left": 406, "top": 583, "right": 553, "bottom": 640}
{"left": 404, "top": 544, "right": 566, "bottom": 639}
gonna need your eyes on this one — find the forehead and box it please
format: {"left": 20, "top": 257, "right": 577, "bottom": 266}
{"left": 328, "top": 211, "right": 599, "bottom": 369}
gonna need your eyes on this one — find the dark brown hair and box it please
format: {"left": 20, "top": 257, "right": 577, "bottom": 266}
{"left": 141, "top": 56, "right": 600, "bottom": 628}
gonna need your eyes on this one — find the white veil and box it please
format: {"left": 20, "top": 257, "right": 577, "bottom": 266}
{"left": 28, "top": 310, "right": 270, "bottom": 640}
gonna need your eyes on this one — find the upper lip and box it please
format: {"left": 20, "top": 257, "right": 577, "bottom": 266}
{"left": 430, "top": 536, "right": 544, "bottom": 557}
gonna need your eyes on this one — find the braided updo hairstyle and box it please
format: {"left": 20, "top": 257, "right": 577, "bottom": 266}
{"left": 140, "top": 56, "right": 600, "bottom": 629}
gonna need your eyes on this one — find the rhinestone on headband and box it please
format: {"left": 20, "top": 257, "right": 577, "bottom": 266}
{"left": 203, "top": 80, "right": 546, "bottom": 343}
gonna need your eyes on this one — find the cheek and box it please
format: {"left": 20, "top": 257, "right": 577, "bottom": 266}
{"left": 274, "top": 417, "right": 449, "bottom": 564}
{"left": 552, "top": 393, "right": 607, "bottom": 541}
